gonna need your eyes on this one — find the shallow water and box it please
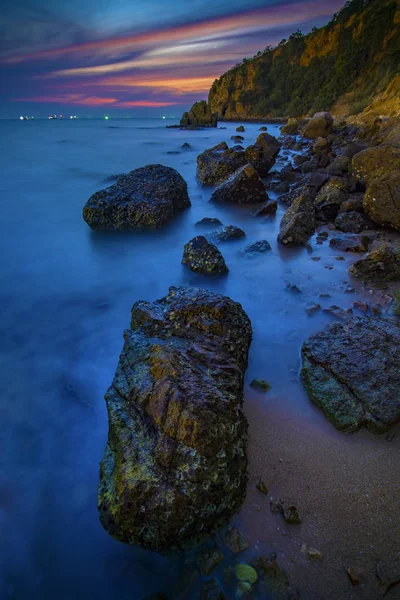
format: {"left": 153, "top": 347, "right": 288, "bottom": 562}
{"left": 1, "top": 118, "right": 399, "bottom": 600}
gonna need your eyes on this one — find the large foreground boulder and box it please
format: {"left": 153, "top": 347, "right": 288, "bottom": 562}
{"left": 363, "top": 173, "right": 400, "bottom": 231}
{"left": 278, "top": 190, "right": 316, "bottom": 246}
{"left": 349, "top": 244, "right": 400, "bottom": 281}
{"left": 182, "top": 236, "right": 228, "bottom": 274}
{"left": 302, "top": 112, "right": 333, "bottom": 139}
{"left": 180, "top": 101, "right": 217, "bottom": 128}
{"left": 83, "top": 165, "right": 190, "bottom": 230}
{"left": 244, "top": 133, "right": 281, "bottom": 176}
{"left": 98, "top": 287, "right": 252, "bottom": 552}
{"left": 210, "top": 164, "right": 268, "bottom": 204}
{"left": 301, "top": 317, "right": 400, "bottom": 432}
{"left": 197, "top": 142, "right": 247, "bottom": 185}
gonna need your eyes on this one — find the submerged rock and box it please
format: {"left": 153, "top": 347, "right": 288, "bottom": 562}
{"left": 349, "top": 244, "right": 400, "bottom": 281}
{"left": 224, "top": 527, "right": 249, "bottom": 554}
{"left": 213, "top": 225, "right": 246, "bottom": 242}
{"left": 363, "top": 172, "right": 400, "bottom": 231}
{"left": 210, "top": 164, "right": 268, "bottom": 204}
{"left": 98, "top": 286, "right": 252, "bottom": 552}
{"left": 182, "top": 236, "right": 228, "bottom": 274}
{"left": 180, "top": 100, "right": 217, "bottom": 128}
{"left": 195, "top": 217, "right": 223, "bottom": 228}
{"left": 241, "top": 240, "right": 271, "bottom": 256}
{"left": 83, "top": 164, "right": 190, "bottom": 230}
{"left": 197, "top": 548, "right": 223, "bottom": 575}
{"left": 244, "top": 133, "right": 281, "bottom": 177}
{"left": 301, "top": 317, "right": 400, "bottom": 432}
{"left": 197, "top": 142, "right": 247, "bottom": 185}
{"left": 302, "top": 112, "right": 333, "bottom": 139}
{"left": 278, "top": 189, "right": 316, "bottom": 246}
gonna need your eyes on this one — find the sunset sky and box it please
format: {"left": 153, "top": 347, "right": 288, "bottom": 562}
{"left": 0, "top": 0, "right": 346, "bottom": 118}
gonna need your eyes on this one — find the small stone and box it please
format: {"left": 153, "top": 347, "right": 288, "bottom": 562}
{"left": 282, "top": 505, "right": 301, "bottom": 525}
{"left": 308, "top": 548, "right": 323, "bottom": 561}
{"left": 235, "top": 564, "right": 258, "bottom": 585}
{"left": 311, "top": 257, "right": 321, "bottom": 262}
{"left": 224, "top": 527, "right": 249, "bottom": 554}
{"left": 286, "top": 284, "right": 302, "bottom": 294}
{"left": 250, "top": 379, "right": 271, "bottom": 392}
{"left": 306, "top": 304, "right": 321, "bottom": 316}
{"left": 256, "top": 478, "right": 269, "bottom": 495}
{"left": 353, "top": 301, "right": 368, "bottom": 313}
{"left": 196, "top": 548, "right": 224, "bottom": 576}
{"left": 347, "top": 566, "right": 361, "bottom": 586}
{"left": 270, "top": 498, "right": 284, "bottom": 514}
{"left": 335, "top": 256, "right": 345, "bottom": 261}
{"left": 376, "top": 561, "right": 389, "bottom": 586}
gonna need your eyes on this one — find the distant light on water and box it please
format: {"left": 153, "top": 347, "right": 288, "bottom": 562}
{"left": 19, "top": 116, "right": 24, "bottom": 120}
{"left": 105, "top": 116, "right": 109, "bottom": 120}
{"left": 162, "top": 116, "right": 166, "bottom": 119}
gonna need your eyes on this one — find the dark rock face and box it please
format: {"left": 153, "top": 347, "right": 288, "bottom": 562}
{"left": 83, "top": 164, "right": 190, "bottom": 230}
{"left": 180, "top": 100, "right": 217, "bottom": 128}
{"left": 302, "top": 112, "right": 333, "bottom": 139}
{"left": 210, "top": 164, "right": 268, "bottom": 204}
{"left": 182, "top": 236, "right": 228, "bottom": 274}
{"left": 363, "top": 173, "right": 400, "bottom": 231}
{"left": 254, "top": 200, "right": 277, "bottom": 216}
{"left": 334, "top": 211, "right": 372, "bottom": 233}
{"left": 301, "top": 317, "right": 400, "bottom": 432}
{"left": 314, "top": 177, "right": 349, "bottom": 220}
{"left": 197, "top": 142, "right": 247, "bottom": 185}
{"left": 213, "top": 225, "right": 246, "bottom": 242}
{"left": 329, "top": 234, "right": 369, "bottom": 253}
{"left": 278, "top": 190, "right": 316, "bottom": 246}
{"left": 98, "top": 286, "right": 252, "bottom": 552}
{"left": 352, "top": 143, "right": 400, "bottom": 184}
{"left": 244, "top": 133, "right": 281, "bottom": 176}
{"left": 349, "top": 244, "right": 400, "bottom": 281}
{"left": 339, "top": 193, "right": 365, "bottom": 214}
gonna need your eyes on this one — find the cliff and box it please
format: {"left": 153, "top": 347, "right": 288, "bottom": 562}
{"left": 208, "top": 0, "right": 400, "bottom": 120}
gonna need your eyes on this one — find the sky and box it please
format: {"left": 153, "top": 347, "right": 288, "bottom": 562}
{"left": 0, "top": 0, "right": 347, "bottom": 118}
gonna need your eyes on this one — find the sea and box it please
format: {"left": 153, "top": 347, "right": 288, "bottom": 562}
{"left": 0, "top": 117, "right": 389, "bottom": 600}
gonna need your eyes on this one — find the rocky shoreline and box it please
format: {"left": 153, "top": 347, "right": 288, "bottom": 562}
{"left": 84, "top": 111, "right": 400, "bottom": 599}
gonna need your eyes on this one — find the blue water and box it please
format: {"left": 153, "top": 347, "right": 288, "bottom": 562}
{"left": 0, "top": 118, "right": 371, "bottom": 599}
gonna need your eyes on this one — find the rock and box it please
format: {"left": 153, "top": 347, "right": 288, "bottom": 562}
{"left": 293, "top": 154, "right": 308, "bottom": 167}
{"left": 302, "top": 112, "right": 333, "bottom": 139}
{"left": 353, "top": 301, "right": 369, "bottom": 313}
{"left": 349, "top": 244, "right": 400, "bottom": 281}
{"left": 301, "top": 158, "right": 319, "bottom": 173}
{"left": 286, "top": 283, "right": 302, "bottom": 294}
{"left": 322, "top": 305, "right": 353, "bottom": 320}
{"left": 181, "top": 142, "right": 192, "bottom": 150}
{"left": 250, "top": 379, "right": 271, "bottom": 392}
{"left": 232, "top": 145, "right": 245, "bottom": 152}
{"left": 315, "top": 177, "right": 350, "bottom": 220}
{"left": 241, "top": 241, "right": 271, "bottom": 256}
{"left": 279, "top": 165, "right": 301, "bottom": 185}
{"left": 235, "top": 564, "right": 258, "bottom": 585}
{"left": 199, "top": 579, "right": 226, "bottom": 600}
{"left": 268, "top": 181, "right": 290, "bottom": 194}
{"left": 391, "top": 290, "right": 400, "bottom": 315}
{"left": 326, "top": 155, "right": 350, "bottom": 176}
{"left": 312, "top": 137, "right": 331, "bottom": 156}
{"left": 254, "top": 200, "right": 277, "bottom": 217}
{"left": 329, "top": 234, "right": 369, "bottom": 253}
{"left": 282, "top": 505, "right": 301, "bottom": 525}
{"left": 197, "top": 142, "right": 247, "bottom": 185}
{"left": 180, "top": 100, "right": 217, "bottom": 128}
{"left": 259, "top": 126, "right": 268, "bottom": 131}
{"left": 224, "top": 527, "right": 249, "bottom": 554}
{"left": 182, "top": 236, "right": 229, "bottom": 274}
{"left": 174, "top": 566, "right": 201, "bottom": 600}
{"left": 347, "top": 566, "right": 361, "bottom": 586}
{"left": 197, "top": 548, "right": 224, "bottom": 575}
{"left": 231, "top": 135, "right": 244, "bottom": 141}
{"left": 214, "top": 225, "right": 246, "bottom": 242}
{"left": 104, "top": 173, "right": 125, "bottom": 183}
{"left": 195, "top": 217, "right": 223, "bottom": 228}
{"left": 236, "top": 126, "right": 245, "bottom": 132}
{"left": 211, "top": 164, "right": 268, "bottom": 204}
{"left": 98, "top": 286, "right": 252, "bottom": 552}
{"left": 278, "top": 189, "right": 316, "bottom": 246}
{"left": 363, "top": 173, "right": 400, "bottom": 231}
{"left": 256, "top": 477, "right": 269, "bottom": 495}
{"left": 334, "top": 211, "right": 373, "bottom": 233}
{"left": 256, "top": 553, "right": 299, "bottom": 600}
{"left": 343, "top": 142, "right": 366, "bottom": 158}
{"left": 281, "top": 118, "right": 302, "bottom": 135}
{"left": 339, "top": 193, "right": 365, "bottom": 214}
{"left": 245, "top": 133, "right": 281, "bottom": 176}
{"left": 83, "top": 165, "right": 191, "bottom": 230}
{"left": 306, "top": 304, "right": 321, "bottom": 316}
{"left": 307, "top": 548, "right": 323, "bottom": 561}
{"left": 301, "top": 316, "right": 400, "bottom": 432}
{"left": 352, "top": 143, "right": 400, "bottom": 185}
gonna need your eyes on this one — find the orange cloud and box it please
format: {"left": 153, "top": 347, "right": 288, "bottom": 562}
{"left": 117, "top": 100, "right": 178, "bottom": 107}
{"left": 15, "top": 94, "right": 118, "bottom": 106}
{"left": 95, "top": 76, "right": 217, "bottom": 95}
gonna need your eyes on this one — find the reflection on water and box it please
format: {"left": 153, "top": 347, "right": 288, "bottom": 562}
{"left": 0, "top": 118, "right": 387, "bottom": 599}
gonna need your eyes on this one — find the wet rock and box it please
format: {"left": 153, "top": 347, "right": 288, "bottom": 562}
{"left": 197, "top": 548, "right": 224, "bottom": 575}
{"left": 197, "top": 142, "right": 247, "bottom": 185}
{"left": 198, "top": 579, "right": 226, "bottom": 600}
{"left": 281, "top": 118, "right": 302, "bottom": 135}
{"left": 363, "top": 172, "right": 400, "bottom": 231}
{"left": 83, "top": 164, "right": 191, "bottom": 230}
{"left": 224, "top": 527, "right": 249, "bottom": 554}
{"left": 301, "top": 545, "right": 322, "bottom": 561}
{"left": 254, "top": 200, "right": 277, "bottom": 217}
{"left": 334, "top": 211, "right": 373, "bottom": 233}
{"left": 268, "top": 181, "right": 290, "bottom": 194}
{"left": 391, "top": 290, "right": 400, "bottom": 315}
{"left": 98, "top": 286, "right": 252, "bottom": 552}
{"left": 339, "top": 193, "right": 365, "bottom": 214}
{"left": 347, "top": 566, "right": 361, "bottom": 586}
{"left": 195, "top": 217, "right": 223, "bottom": 228}
{"left": 256, "top": 553, "right": 299, "bottom": 600}
{"left": 352, "top": 143, "right": 400, "bottom": 185}
{"left": 293, "top": 154, "right": 308, "bottom": 167}
{"left": 232, "top": 135, "right": 244, "bottom": 142}
{"left": 104, "top": 173, "right": 125, "bottom": 183}
{"left": 315, "top": 177, "right": 349, "bottom": 220}
{"left": 326, "top": 155, "right": 350, "bottom": 176}
{"left": 241, "top": 240, "right": 271, "bottom": 256}
{"left": 301, "top": 316, "right": 400, "bottom": 432}
{"left": 343, "top": 142, "right": 365, "bottom": 159}
{"left": 353, "top": 301, "right": 369, "bottom": 313}
{"left": 244, "top": 133, "right": 281, "bottom": 177}
{"left": 236, "top": 125, "right": 245, "bottom": 132}
{"left": 279, "top": 164, "right": 301, "bottom": 185}
{"left": 302, "top": 112, "right": 333, "bottom": 139}
{"left": 303, "top": 171, "right": 330, "bottom": 192}
{"left": 322, "top": 305, "right": 353, "bottom": 320}
{"left": 259, "top": 126, "right": 268, "bottom": 131}
{"left": 180, "top": 100, "right": 217, "bottom": 128}
{"left": 250, "top": 379, "right": 271, "bottom": 392}
{"left": 256, "top": 477, "right": 269, "bottom": 495}
{"left": 182, "top": 236, "right": 229, "bottom": 274}
{"left": 235, "top": 564, "right": 258, "bottom": 585}
{"left": 214, "top": 225, "right": 246, "bottom": 242}
{"left": 282, "top": 505, "right": 301, "bottom": 525}
{"left": 232, "top": 145, "right": 245, "bottom": 152}
{"left": 306, "top": 304, "right": 321, "bottom": 317}
{"left": 349, "top": 244, "right": 400, "bottom": 281}
{"left": 181, "top": 143, "right": 192, "bottom": 150}
{"left": 278, "top": 190, "right": 316, "bottom": 246}
{"left": 329, "top": 234, "right": 369, "bottom": 253}
{"left": 312, "top": 137, "right": 331, "bottom": 156}
{"left": 301, "top": 158, "right": 319, "bottom": 173}
{"left": 286, "top": 283, "right": 302, "bottom": 294}
{"left": 211, "top": 164, "right": 268, "bottom": 204}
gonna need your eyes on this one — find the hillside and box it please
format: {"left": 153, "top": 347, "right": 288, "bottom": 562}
{"left": 208, "top": 0, "right": 400, "bottom": 120}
